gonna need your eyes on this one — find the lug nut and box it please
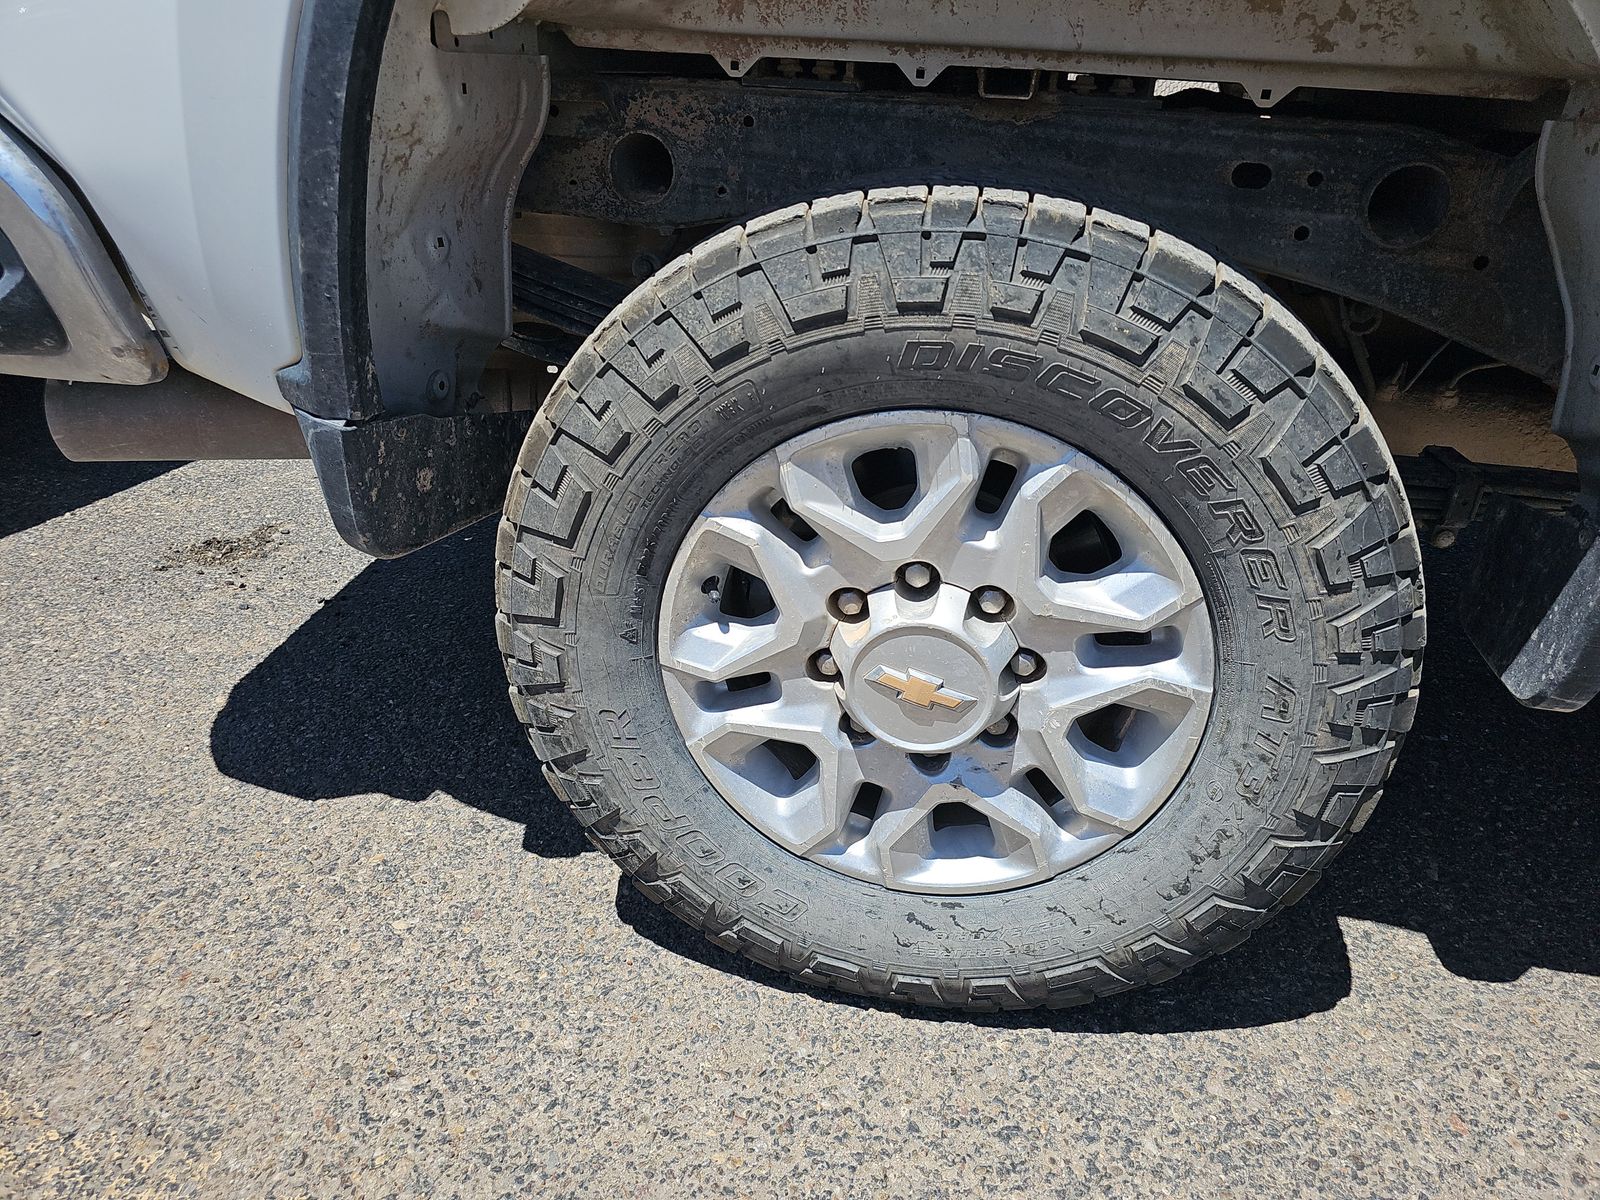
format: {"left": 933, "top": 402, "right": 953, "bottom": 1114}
{"left": 975, "top": 587, "right": 1009, "bottom": 616}
{"left": 813, "top": 650, "right": 840, "bottom": 678}
{"left": 985, "top": 716, "right": 1015, "bottom": 738}
{"left": 842, "top": 714, "right": 871, "bottom": 740}
{"left": 1011, "top": 649, "right": 1043, "bottom": 680}
{"left": 833, "top": 588, "right": 867, "bottom": 618}
{"left": 901, "top": 562, "right": 935, "bottom": 590}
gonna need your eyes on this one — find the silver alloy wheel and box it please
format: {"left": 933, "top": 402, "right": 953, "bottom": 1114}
{"left": 658, "top": 411, "right": 1215, "bottom": 895}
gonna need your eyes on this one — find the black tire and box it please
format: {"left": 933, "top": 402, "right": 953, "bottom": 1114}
{"left": 495, "top": 187, "right": 1425, "bottom": 1010}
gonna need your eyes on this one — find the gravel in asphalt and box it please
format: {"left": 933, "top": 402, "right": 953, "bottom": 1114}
{"left": 0, "top": 385, "right": 1596, "bottom": 1197}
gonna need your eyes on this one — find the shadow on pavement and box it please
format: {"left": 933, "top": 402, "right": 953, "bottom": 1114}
{"left": 212, "top": 521, "right": 1599, "bottom": 1031}
{"left": 0, "top": 376, "right": 178, "bottom": 539}
{"left": 209, "top": 520, "right": 588, "bottom": 858}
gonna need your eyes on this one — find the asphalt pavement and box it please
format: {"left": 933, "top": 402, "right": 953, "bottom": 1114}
{"left": 1, "top": 383, "right": 1596, "bottom": 1197}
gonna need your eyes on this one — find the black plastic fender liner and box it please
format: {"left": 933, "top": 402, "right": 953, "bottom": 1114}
{"left": 276, "top": 0, "right": 543, "bottom": 557}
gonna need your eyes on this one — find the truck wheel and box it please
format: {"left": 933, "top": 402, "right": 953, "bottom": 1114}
{"left": 496, "top": 187, "right": 1425, "bottom": 1009}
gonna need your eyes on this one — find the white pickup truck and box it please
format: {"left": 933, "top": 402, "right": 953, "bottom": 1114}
{"left": 3, "top": 0, "right": 1597, "bottom": 1009}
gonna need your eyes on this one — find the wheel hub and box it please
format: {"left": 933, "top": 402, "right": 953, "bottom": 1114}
{"left": 657, "top": 410, "right": 1215, "bottom": 894}
{"left": 830, "top": 585, "right": 1018, "bottom": 754}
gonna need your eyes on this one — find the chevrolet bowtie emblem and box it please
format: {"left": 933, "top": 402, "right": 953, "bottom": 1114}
{"left": 865, "top": 666, "right": 976, "bottom": 712}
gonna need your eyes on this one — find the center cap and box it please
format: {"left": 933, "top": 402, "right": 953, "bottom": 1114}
{"left": 831, "top": 586, "right": 1019, "bottom": 753}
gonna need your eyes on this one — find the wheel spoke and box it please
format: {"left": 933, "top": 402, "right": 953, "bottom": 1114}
{"left": 1015, "top": 654, "right": 1212, "bottom": 831}
{"left": 863, "top": 791, "right": 936, "bottom": 880}
{"left": 779, "top": 418, "right": 984, "bottom": 582}
{"left": 961, "top": 787, "right": 1077, "bottom": 874}
{"left": 1020, "top": 723, "right": 1208, "bottom": 832}
{"left": 1029, "top": 564, "right": 1200, "bottom": 636}
{"left": 685, "top": 680, "right": 868, "bottom": 854}
{"left": 662, "top": 514, "right": 837, "bottom": 682}
{"left": 1020, "top": 652, "right": 1213, "bottom": 729}
{"left": 857, "top": 766, "right": 1092, "bottom": 890}
{"left": 988, "top": 459, "right": 1203, "bottom": 640}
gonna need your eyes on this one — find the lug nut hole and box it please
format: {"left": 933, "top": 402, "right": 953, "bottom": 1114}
{"left": 830, "top": 588, "right": 868, "bottom": 620}
{"left": 1010, "top": 649, "right": 1045, "bottom": 681}
{"left": 972, "top": 586, "right": 1011, "bottom": 620}
{"left": 896, "top": 561, "right": 939, "bottom": 595}
{"left": 810, "top": 649, "right": 841, "bottom": 680}
{"left": 840, "top": 714, "right": 873, "bottom": 745}
{"left": 982, "top": 716, "right": 1016, "bottom": 744}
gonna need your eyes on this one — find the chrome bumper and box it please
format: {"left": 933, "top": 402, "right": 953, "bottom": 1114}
{"left": 0, "top": 116, "right": 166, "bottom": 385}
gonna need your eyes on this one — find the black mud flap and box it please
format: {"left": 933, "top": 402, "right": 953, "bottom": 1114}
{"left": 296, "top": 409, "right": 532, "bottom": 558}
{"left": 1461, "top": 496, "right": 1600, "bottom": 712}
